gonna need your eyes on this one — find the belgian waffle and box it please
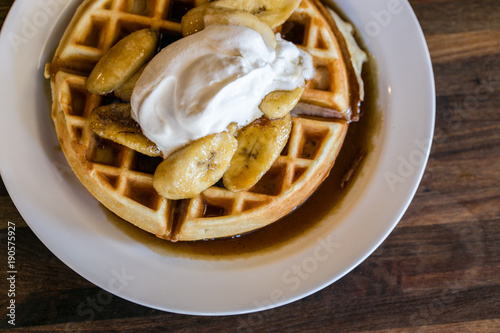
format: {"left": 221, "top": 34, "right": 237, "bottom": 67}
{"left": 46, "top": 0, "right": 359, "bottom": 241}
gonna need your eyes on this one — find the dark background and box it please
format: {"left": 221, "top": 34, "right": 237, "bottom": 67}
{"left": 1, "top": 0, "right": 499, "bottom": 331}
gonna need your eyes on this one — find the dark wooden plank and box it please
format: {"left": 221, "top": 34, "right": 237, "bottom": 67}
{"left": 410, "top": 0, "right": 500, "bottom": 35}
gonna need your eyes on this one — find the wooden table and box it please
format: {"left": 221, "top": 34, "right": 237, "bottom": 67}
{"left": 1, "top": 0, "right": 499, "bottom": 331}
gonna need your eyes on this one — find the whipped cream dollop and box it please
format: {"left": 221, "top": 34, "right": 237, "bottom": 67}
{"left": 131, "top": 24, "right": 314, "bottom": 157}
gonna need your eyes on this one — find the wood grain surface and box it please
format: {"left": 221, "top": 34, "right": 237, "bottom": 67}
{"left": 1, "top": 0, "right": 499, "bottom": 331}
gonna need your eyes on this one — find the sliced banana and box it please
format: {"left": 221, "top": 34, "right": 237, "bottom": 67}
{"left": 259, "top": 86, "right": 305, "bottom": 119}
{"left": 86, "top": 29, "right": 158, "bottom": 95}
{"left": 114, "top": 64, "right": 146, "bottom": 101}
{"left": 226, "top": 122, "right": 239, "bottom": 136}
{"left": 212, "top": 0, "right": 301, "bottom": 28}
{"left": 203, "top": 7, "right": 277, "bottom": 48}
{"left": 223, "top": 114, "right": 292, "bottom": 191}
{"left": 153, "top": 132, "right": 238, "bottom": 200}
{"left": 182, "top": 3, "right": 278, "bottom": 47}
{"left": 181, "top": 3, "right": 211, "bottom": 37}
{"left": 89, "top": 103, "right": 161, "bottom": 157}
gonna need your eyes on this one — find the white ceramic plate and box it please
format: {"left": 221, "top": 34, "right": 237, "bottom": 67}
{"left": 0, "top": 0, "right": 434, "bottom": 315}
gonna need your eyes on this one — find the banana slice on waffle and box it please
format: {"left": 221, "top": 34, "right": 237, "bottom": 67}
{"left": 45, "top": 0, "right": 364, "bottom": 241}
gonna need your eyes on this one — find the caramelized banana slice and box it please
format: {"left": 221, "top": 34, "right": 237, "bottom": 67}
{"left": 259, "top": 86, "right": 305, "bottom": 119}
{"left": 212, "top": 0, "right": 301, "bottom": 28}
{"left": 203, "top": 7, "right": 277, "bottom": 48}
{"left": 114, "top": 64, "right": 146, "bottom": 101}
{"left": 86, "top": 29, "right": 158, "bottom": 95}
{"left": 223, "top": 114, "right": 291, "bottom": 191}
{"left": 89, "top": 103, "right": 161, "bottom": 157}
{"left": 153, "top": 132, "right": 238, "bottom": 200}
{"left": 181, "top": 3, "right": 211, "bottom": 37}
{"left": 182, "top": 4, "right": 277, "bottom": 47}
